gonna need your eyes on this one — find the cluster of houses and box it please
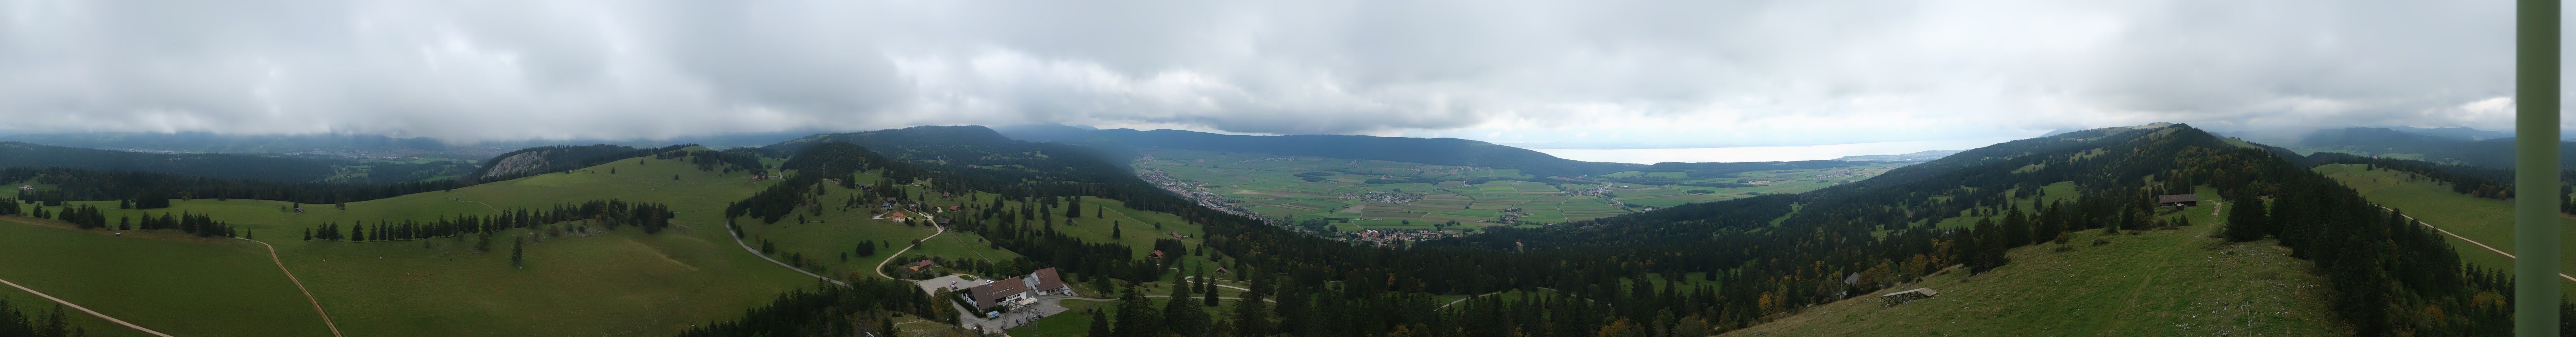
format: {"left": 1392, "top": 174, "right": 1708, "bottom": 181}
{"left": 1139, "top": 168, "right": 1271, "bottom": 222}
{"left": 1340, "top": 229, "right": 1454, "bottom": 246}
{"left": 1341, "top": 191, "right": 1423, "bottom": 205}
{"left": 877, "top": 197, "right": 961, "bottom": 225}
{"left": 959, "top": 268, "right": 1074, "bottom": 315}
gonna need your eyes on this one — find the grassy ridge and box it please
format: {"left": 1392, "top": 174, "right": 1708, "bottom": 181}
{"left": 0, "top": 218, "right": 333, "bottom": 337}
{"left": 1722, "top": 188, "right": 2341, "bottom": 336}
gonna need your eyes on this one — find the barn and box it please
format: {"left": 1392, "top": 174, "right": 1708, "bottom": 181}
{"left": 2155, "top": 194, "right": 2199, "bottom": 207}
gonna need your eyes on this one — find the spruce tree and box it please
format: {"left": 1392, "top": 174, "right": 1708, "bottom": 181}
{"left": 1112, "top": 285, "right": 1158, "bottom": 337}
{"left": 1087, "top": 309, "right": 1113, "bottom": 337}
{"left": 1162, "top": 279, "right": 1196, "bottom": 336}
{"left": 1201, "top": 266, "right": 1218, "bottom": 307}
{"left": 2224, "top": 193, "right": 2268, "bottom": 242}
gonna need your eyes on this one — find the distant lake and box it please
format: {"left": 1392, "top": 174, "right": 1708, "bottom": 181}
{"left": 1531, "top": 137, "right": 2022, "bottom": 164}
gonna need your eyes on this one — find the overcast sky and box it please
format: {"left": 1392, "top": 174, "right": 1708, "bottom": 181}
{"left": 0, "top": 0, "right": 2539, "bottom": 148}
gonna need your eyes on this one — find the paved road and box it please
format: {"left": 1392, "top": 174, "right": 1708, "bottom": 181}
{"left": 238, "top": 237, "right": 347, "bottom": 337}
{"left": 874, "top": 219, "right": 945, "bottom": 280}
{"left": 1177, "top": 276, "right": 1251, "bottom": 292}
{"left": 725, "top": 220, "right": 851, "bottom": 287}
{"left": 0, "top": 277, "right": 176, "bottom": 337}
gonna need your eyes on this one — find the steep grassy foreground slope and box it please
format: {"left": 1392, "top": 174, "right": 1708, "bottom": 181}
{"left": 0, "top": 218, "right": 332, "bottom": 337}
{"left": 8, "top": 149, "right": 818, "bottom": 337}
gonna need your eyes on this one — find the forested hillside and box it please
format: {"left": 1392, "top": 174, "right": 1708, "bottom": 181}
{"left": 1431, "top": 125, "right": 2536, "bottom": 335}
{"left": 467, "top": 144, "right": 694, "bottom": 183}
{"left": 706, "top": 123, "right": 2546, "bottom": 336}
{"left": 0, "top": 141, "right": 338, "bottom": 181}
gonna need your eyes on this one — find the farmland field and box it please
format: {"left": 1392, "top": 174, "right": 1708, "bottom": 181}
{"left": 1133, "top": 148, "right": 1907, "bottom": 231}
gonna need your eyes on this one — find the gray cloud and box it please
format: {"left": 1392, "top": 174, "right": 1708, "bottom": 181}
{"left": 0, "top": 0, "right": 2540, "bottom": 145}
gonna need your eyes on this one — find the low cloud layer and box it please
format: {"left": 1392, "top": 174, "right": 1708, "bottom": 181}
{"left": 0, "top": 0, "right": 2539, "bottom": 146}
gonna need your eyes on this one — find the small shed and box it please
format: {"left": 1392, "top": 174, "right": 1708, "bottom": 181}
{"left": 1842, "top": 272, "right": 1862, "bottom": 285}
{"left": 2155, "top": 194, "right": 2200, "bottom": 207}
{"left": 1879, "top": 288, "right": 1939, "bottom": 306}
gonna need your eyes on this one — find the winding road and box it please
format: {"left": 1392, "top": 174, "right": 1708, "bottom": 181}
{"left": 0, "top": 277, "right": 177, "bottom": 337}
{"left": 1177, "top": 276, "right": 1252, "bottom": 292}
{"left": 874, "top": 219, "right": 946, "bottom": 280}
{"left": 238, "top": 237, "right": 347, "bottom": 337}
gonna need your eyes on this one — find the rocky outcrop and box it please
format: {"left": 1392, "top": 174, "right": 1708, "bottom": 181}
{"left": 477, "top": 150, "right": 556, "bottom": 181}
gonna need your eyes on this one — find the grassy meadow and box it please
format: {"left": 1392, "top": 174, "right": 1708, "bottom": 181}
{"left": 3, "top": 148, "right": 838, "bottom": 336}
{"left": 0, "top": 217, "right": 333, "bottom": 337}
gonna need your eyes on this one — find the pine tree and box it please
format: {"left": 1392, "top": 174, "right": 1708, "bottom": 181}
{"left": 879, "top": 316, "right": 896, "bottom": 337}
{"left": 1112, "top": 285, "right": 1158, "bottom": 337}
{"left": 1201, "top": 266, "right": 1219, "bottom": 307}
{"left": 40, "top": 303, "right": 65, "bottom": 337}
{"left": 1088, "top": 309, "right": 1113, "bottom": 337}
{"left": 1162, "top": 279, "right": 1197, "bottom": 336}
{"left": 2225, "top": 193, "right": 2268, "bottom": 242}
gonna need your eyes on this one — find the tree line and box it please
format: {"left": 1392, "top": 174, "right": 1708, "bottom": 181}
{"left": 675, "top": 277, "right": 938, "bottom": 337}
{"left": 0, "top": 167, "right": 464, "bottom": 207}
{"left": 0, "top": 296, "right": 80, "bottom": 337}
{"left": 305, "top": 198, "right": 675, "bottom": 242}
{"left": 653, "top": 148, "right": 768, "bottom": 174}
